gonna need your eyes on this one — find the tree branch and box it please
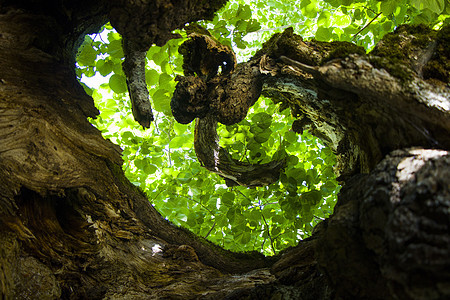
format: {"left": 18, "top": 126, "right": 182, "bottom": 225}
{"left": 194, "top": 116, "right": 285, "bottom": 187}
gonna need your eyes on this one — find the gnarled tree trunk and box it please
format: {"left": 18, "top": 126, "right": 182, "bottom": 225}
{"left": 0, "top": 1, "right": 448, "bottom": 299}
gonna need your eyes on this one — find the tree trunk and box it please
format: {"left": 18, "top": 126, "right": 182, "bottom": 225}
{"left": 0, "top": 1, "right": 448, "bottom": 300}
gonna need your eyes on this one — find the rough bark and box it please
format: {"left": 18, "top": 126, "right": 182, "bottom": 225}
{"left": 122, "top": 37, "right": 154, "bottom": 128}
{"left": 110, "top": 0, "right": 228, "bottom": 127}
{"left": 172, "top": 34, "right": 285, "bottom": 187}
{"left": 0, "top": 1, "right": 449, "bottom": 300}
{"left": 0, "top": 1, "right": 274, "bottom": 298}
{"left": 173, "top": 26, "right": 449, "bottom": 181}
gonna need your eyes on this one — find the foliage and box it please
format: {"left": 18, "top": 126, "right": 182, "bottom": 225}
{"left": 76, "top": 0, "right": 448, "bottom": 254}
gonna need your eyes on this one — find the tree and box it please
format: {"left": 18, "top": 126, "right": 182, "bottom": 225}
{"left": 0, "top": 0, "right": 449, "bottom": 299}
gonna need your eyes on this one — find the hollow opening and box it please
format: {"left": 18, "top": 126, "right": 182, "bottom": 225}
{"left": 76, "top": 21, "right": 340, "bottom": 256}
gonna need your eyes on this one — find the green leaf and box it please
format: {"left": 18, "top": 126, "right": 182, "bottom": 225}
{"left": 159, "top": 72, "right": 174, "bottom": 90}
{"left": 322, "top": 180, "right": 337, "bottom": 191}
{"left": 287, "top": 167, "right": 306, "bottom": 183}
{"left": 301, "top": 0, "right": 319, "bottom": 18}
{"left": 249, "top": 210, "right": 260, "bottom": 222}
{"left": 302, "top": 190, "right": 322, "bottom": 205}
{"left": 241, "top": 232, "right": 251, "bottom": 244}
{"left": 284, "top": 131, "right": 298, "bottom": 144}
{"left": 107, "top": 30, "right": 121, "bottom": 42}
{"left": 234, "top": 36, "right": 247, "bottom": 49}
{"left": 109, "top": 74, "right": 128, "bottom": 94}
{"left": 253, "top": 129, "right": 272, "bottom": 144}
{"left": 177, "top": 172, "right": 191, "bottom": 183}
{"left": 121, "top": 130, "right": 134, "bottom": 141}
{"left": 216, "top": 214, "right": 228, "bottom": 227}
{"left": 107, "top": 39, "right": 123, "bottom": 59}
{"left": 252, "top": 112, "right": 272, "bottom": 129}
{"left": 237, "top": 4, "right": 252, "bottom": 20}
{"left": 145, "top": 69, "right": 159, "bottom": 86}
{"left": 80, "top": 82, "right": 93, "bottom": 96}
{"left": 222, "top": 192, "right": 235, "bottom": 207}
{"left": 152, "top": 49, "right": 168, "bottom": 65}
{"left": 169, "top": 136, "right": 190, "bottom": 149}
{"left": 77, "top": 42, "right": 97, "bottom": 67}
{"left": 173, "top": 122, "right": 189, "bottom": 135}
{"left": 323, "top": 0, "right": 341, "bottom": 7}
{"left": 318, "top": 11, "right": 332, "bottom": 28}
{"left": 381, "top": 0, "right": 398, "bottom": 16}
{"left": 287, "top": 155, "right": 299, "bottom": 166}
{"left": 411, "top": 0, "right": 445, "bottom": 14}
{"left": 151, "top": 89, "right": 171, "bottom": 114}
{"left": 96, "top": 59, "right": 114, "bottom": 76}
{"left": 286, "top": 176, "right": 298, "bottom": 193}
{"left": 271, "top": 226, "right": 281, "bottom": 237}
{"left": 227, "top": 207, "right": 236, "bottom": 222}
{"left": 246, "top": 19, "right": 261, "bottom": 32}
{"left": 316, "top": 27, "right": 332, "bottom": 41}
{"left": 144, "top": 163, "right": 158, "bottom": 175}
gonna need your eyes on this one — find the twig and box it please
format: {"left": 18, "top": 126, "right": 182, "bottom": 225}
{"left": 174, "top": 193, "right": 216, "bottom": 216}
{"left": 363, "top": 6, "right": 379, "bottom": 15}
{"left": 167, "top": 44, "right": 176, "bottom": 74}
{"left": 260, "top": 210, "right": 276, "bottom": 255}
{"left": 171, "top": 193, "right": 218, "bottom": 239}
{"left": 251, "top": 23, "right": 305, "bottom": 34}
{"left": 163, "top": 127, "right": 172, "bottom": 166}
{"left": 204, "top": 221, "right": 216, "bottom": 238}
{"left": 239, "top": 141, "right": 249, "bottom": 162}
{"left": 123, "top": 160, "right": 131, "bottom": 172}
{"left": 261, "top": 236, "right": 267, "bottom": 252}
{"left": 352, "top": 12, "right": 382, "bottom": 41}
{"left": 236, "top": 189, "right": 253, "bottom": 205}
{"left": 247, "top": 202, "right": 279, "bottom": 210}
{"left": 151, "top": 189, "right": 164, "bottom": 203}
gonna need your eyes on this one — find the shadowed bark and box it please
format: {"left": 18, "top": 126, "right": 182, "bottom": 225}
{"left": 0, "top": 1, "right": 449, "bottom": 299}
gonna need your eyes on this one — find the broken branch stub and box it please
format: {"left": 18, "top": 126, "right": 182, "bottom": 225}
{"left": 171, "top": 33, "right": 263, "bottom": 125}
{"left": 122, "top": 37, "right": 154, "bottom": 128}
{"left": 109, "top": 0, "right": 228, "bottom": 127}
{"left": 178, "top": 33, "right": 237, "bottom": 79}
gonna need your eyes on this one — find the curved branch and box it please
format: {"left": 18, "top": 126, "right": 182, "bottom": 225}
{"left": 194, "top": 115, "right": 285, "bottom": 187}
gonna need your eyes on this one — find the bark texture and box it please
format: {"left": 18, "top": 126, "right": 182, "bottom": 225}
{"left": 110, "top": 0, "right": 228, "bottom": 127}
{"left": 173, "top": 26, "right": 449, "bottom": 181}
{"left": 0, "top": 1, "right": 449, "bottom": 299}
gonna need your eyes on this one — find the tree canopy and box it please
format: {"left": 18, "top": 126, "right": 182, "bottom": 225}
{"left": 76, "top": 0, "right": 449, "bottom": 255}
